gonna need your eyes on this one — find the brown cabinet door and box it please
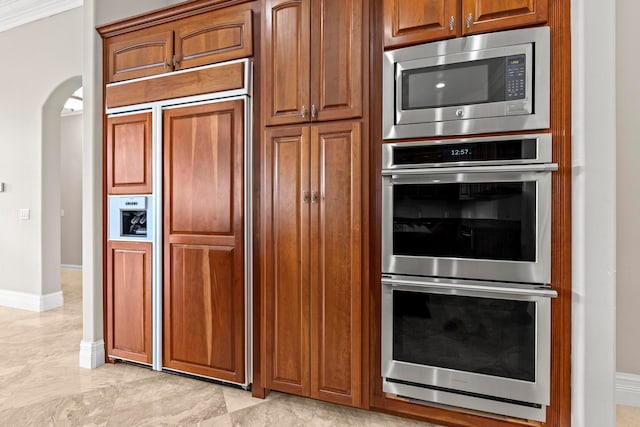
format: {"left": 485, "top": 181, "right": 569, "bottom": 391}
{"left": 106, "top": 112, "right": 153, "bottom": 195}
{"left": 310, "top": 122, "right": 362, "bottom": 406}
{"left": 310, "top": 0, "right": 362, "bottom": 121}
{"left": 106, "top": 241, "right": 153, "bottom": 364}
{"left": 163, "top": 100, "right": 245, "bottom": 384}
{"left": 174, "top": 3, "right": 253, "bottom": 71}
{"left": 461, "top": 0, "right": 548, "bottom": 35}
{"left": 263, "top": 0, "right": 311, "bottom": 126}
{"left": 105, "top": 27, "right": 174, "bottom": 83}
{"left": 263, "top": 126, "right": 312, "bottom": 396}
{"left": 384, "top": 0, "right": 458, "bottom": 48}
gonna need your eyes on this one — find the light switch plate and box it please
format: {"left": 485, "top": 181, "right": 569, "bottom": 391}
{"left": 19, "top": 208, "right": 30, "bottom": 220}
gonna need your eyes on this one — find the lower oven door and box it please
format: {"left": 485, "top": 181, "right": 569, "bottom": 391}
{"left": 381, "top": 165, "right": 554, "bottom": 284}
{"left": 381, "top": 276, "right": 556, "bottom": 420}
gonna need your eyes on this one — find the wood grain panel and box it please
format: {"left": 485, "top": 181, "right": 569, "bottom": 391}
{"left": 462, "top": 0, "right": 548, "bottom": 35}
{"left": 105, "top": 28, "right": 174, "bottom": 83}
{"left": 310, "top": 122, "right": 362, "bottom": 406}
{"left": 163, "top": 100, "right": 245, "bottom": 384}
{"left": 311, "top": 0, "right": 362, "bottom": 121}
{"left": 106, "top": 61, "right": 245, "bottom": 109}
{"left": 263, "top": 0, "right": 311, "bottom": 125}
{"left": 164, "top": 244, "right": 241, "bottom": 380}
{"left": 263, "top": 126, "right": 311, "bottom": 396}
{"left": 106, "top": 241, "right": 152, "bottom": 364}
{"left": 106, "top": 112, "right": 152, "bottom": 195}
{"left": 383, "top": 0, "right": 458, "bottom": 48}
{"left": 546, "top": 0, "right": 572, "bottom": 424}
{"left": 165, "top": 104, "right": 235, "bottom": 235}
{"left": 174, "top": 3, "right": 253, "bottom": 70}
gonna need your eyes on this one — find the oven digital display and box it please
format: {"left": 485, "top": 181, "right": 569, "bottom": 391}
{"left": 392, "top": 139, "right": 537, "bottom": 165}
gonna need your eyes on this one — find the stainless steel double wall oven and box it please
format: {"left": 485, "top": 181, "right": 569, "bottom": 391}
{"left": 380, "top": 27, "right": 556, "bottom": 423}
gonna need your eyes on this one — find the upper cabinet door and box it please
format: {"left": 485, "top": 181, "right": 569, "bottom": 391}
{"left": 461, "top": 0, "right": 548, "bottom": 35}
{"left": 310, "top": 0, "right": 363, "bottom": 122}
{"left": 264, "top": 0, "right": 311, "bottom": 126}
{"left": 106, "top": 112, "right": 152, "bottom": 195}
{"left": 173, "top": 3, "right": 253, "bottom": 71}
{"left": 105, "top": 28, "right": 174, "bottom": 83}
{"left": 384, "top": 0, "right": 458, "bottom": 48}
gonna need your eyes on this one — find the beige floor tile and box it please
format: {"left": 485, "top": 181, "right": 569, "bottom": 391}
{"left": 618, "top": 404, "right": 640, "bottom": 427}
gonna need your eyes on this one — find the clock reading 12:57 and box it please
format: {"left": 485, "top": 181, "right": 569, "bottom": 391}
{"left": 451, "top": 148, "right": 472, "bottom": 157}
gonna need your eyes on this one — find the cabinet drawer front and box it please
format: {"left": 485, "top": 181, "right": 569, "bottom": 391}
{"left": 106, "top": 28, "right": 173, "bottom": 83}
{"left": 174, "top": 3, "right": 253, "bottom": 70}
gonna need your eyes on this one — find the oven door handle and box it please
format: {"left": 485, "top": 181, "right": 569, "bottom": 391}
{"left": 382, "top": 277, "right": 558, "bottom": 299}
{"left": 381, "top": 163, "right": 558, "bottom": 176}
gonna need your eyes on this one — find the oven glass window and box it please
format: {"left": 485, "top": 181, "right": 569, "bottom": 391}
{"left": 401, "top": 55, "right": 525, "bottom": 110}
{"left": 393, "top": 290, "right": 536, "bottom": 382}
{"left": 393, "top": 181, "right": 536, "bottom": 261}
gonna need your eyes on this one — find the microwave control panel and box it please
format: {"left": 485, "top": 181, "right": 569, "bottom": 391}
{"left": 505, "top": 54, "right": 526, "bottom": 100}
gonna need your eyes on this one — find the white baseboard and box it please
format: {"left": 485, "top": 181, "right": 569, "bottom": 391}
{"left": 79, "top": 340, "right": 105, "bottom": 369}
{"left": 617, "top": 372, "right": 640, "bottom": 407}
{"left": 61, "top": 264, "right": 82, "bottom": 271}
{"left": 0, "top": 289, "right": 64, "bottom": 312}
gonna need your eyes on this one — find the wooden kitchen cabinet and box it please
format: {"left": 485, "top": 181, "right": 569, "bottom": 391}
{"left": 263, "top": 121, "right": 362, "bottom": 406}
{"left": 462, "top": 0, "right": 548, "bottom": 35}
{"left": 106, "top": 112, "right": 152, "bottom": 195}
{"left": 106, "top": 241, "right": 153, "bottom": 364}
{"left": 162, "top": 99, "right": 246, "bottom": 384}
{"left": 384, "top": 0, "right": 548, "bottom": 48}
{"left": 263, "top": 0, "right": 362, "bottom": 126}
{"left": 105, "top": 3, "right": 253, "bottom": 83}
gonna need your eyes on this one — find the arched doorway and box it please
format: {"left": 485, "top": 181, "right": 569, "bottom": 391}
{"left": 41, "top": 76, "right": 82, "bottom": 300}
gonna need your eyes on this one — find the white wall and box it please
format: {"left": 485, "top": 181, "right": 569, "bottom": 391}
{"left": 572, "top": 0, "right": 617, "bottom": 425}
{"left": 61, "top": 113, "right": 83, "bottom": 267}
{"left": 0, "top": 8, "right": 82, "bottom": 298}
{"left": 616, "top": 0, "right": 640, "bottom": 378}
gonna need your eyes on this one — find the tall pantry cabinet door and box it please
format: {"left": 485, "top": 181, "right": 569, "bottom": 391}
{"left": 310, "top": 122, "right": 362, "bottom": 406}
{"left": 461, "top": 0, "right": 548, "bottom": 35}
{"left": 106, "top": 241, "right": 153, "bottom": 364}
{"left": 263, "top": 126, "right": 312, "bottom": 396}
{"left": 106, "top": 112, "right": 153, "bottom": 195}
{"left": 383, "top": 0, "right": 459, "bottom": 48}
{"left": 263, "top": 0, "right": 311, "bottom": 126}
{"left": 310, "top": 0, "right": 363, "bottom": 122}
{"left": 163, "top": 100, "right": 245, "bottom": 384}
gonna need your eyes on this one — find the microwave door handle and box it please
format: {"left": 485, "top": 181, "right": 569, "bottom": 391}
{"left": 382, "top": 277, "right": 558, "bottom": 299}
{"left": 381, "top": 163, "right": 558, "bottom": 176}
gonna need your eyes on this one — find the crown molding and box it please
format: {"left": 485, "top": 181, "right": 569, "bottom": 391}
{"left": 0, "top": 0, "right": 82, "bottom": 34}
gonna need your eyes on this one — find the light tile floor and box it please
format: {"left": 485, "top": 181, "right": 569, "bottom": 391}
{"left": 0, "top": 270, "right": 435, "bottom": 426}
{"left": 2, "top": 270, "right": 636, "bottom": 426}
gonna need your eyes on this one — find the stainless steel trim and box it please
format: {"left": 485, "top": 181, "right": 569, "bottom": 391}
{"left": 383, "top": 380, "right": 547, "bottom": 422}
{"left": 383, "top": 27, "right": 550, "bottom": 138}
{"left": 382, "top": 275, "right": 558, "bottom": 298}
{"left": 381, "top": 280, "right": 552, "bottom": 408}
{"left": 243, "top": 93, "right": 253, "bottom": 388}
{"left": 152, "top": 105, "right": 163, "bottom": 372}
{"left": 381, "top": 133, "right": 553, "bottom": 169}
{"left": 381, "top": 165, "right": 553, "bottom": 284}
{"left": 382, "top": 163, "right": 557, "bottom": 176}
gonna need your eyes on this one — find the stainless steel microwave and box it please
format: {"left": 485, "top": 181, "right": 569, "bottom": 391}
{"left": 383, "top": 27, "right": 550, "bottom": 139}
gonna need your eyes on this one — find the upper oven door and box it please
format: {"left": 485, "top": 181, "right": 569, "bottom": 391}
{"left": 381, "top": 165, "right": 553, "bottom": 284}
